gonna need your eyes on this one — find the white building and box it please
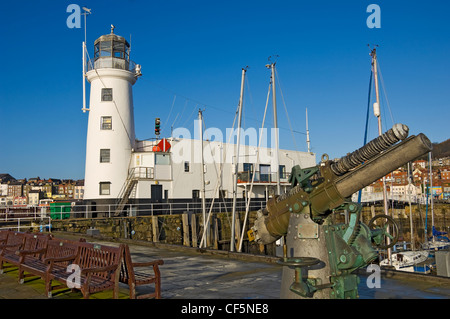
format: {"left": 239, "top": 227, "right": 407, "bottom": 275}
{"left": 82, "top": 28, "right": 316, "bottom": 215}
{"left": 129, "top": 138, "right": 316, "bottom": 202}
{"left": 28, "top": 190, "right": 42, "bottom": 206}
{"left": 0, "top": 184, "right": 7, "bottom": 196}
{"left": 74, "top": 181, "right": 84, "bottom": 200}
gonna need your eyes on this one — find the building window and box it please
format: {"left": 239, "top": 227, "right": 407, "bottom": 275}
{"left": 99, "top": 182, "right": 111, "bottom": 195}
{"left": 155, "top": 153, "right": 170, "bottom": 165}
{"left": 279, "top": 165, "right": 286, "bottom": 179}
{"left": 184, "top": 161, "right": 190, "bottom": 172}
{"left": 101, "top": 88, "right": 113, "bottom": 101}
{"left": 192, "top": 190, "right": 200, "bottom": 199}
{"left": 100, "top": 149, "right": 110, "bottom": 163}
{"left": 101, "top": 116, "right": 112, "bottom": 130}
{"left": 260, "top": 164, "right": 271, "bottom": 182}
{"left": 243, "top": 163, "right": 254, "bottom": 181}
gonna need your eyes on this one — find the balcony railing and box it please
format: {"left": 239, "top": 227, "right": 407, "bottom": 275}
{"left": 237, "top": 171, "right": 290, "bottom": 184}
{"left": 351, "top": 192, "right": 432, "bottom": 204}
{"left": 86, "top": 57, "right": 138, "bottom": 73}
{"left": 0, "top": 200, "right": 267, "bottom": 222}
{"left": 128, "top": 167, "right": 154, "bottom": 180}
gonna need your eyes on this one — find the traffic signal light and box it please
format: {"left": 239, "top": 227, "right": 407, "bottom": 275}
{"left": 155, "top": 118, "right": 161, "bottom": 135}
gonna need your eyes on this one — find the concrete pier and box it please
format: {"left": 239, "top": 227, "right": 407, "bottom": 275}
{"left": 0, "top": 232, "right": 449, "bottom": 300}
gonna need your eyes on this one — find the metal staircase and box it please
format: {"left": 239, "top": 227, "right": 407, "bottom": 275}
{"left": 114, "top": 167, "right": 154, "bottom": 216}
{"left": 114, "top": 179, "right": 137, "bottom": 216}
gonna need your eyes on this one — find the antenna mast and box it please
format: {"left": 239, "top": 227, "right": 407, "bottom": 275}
{"left": 81, "top": 7, "right": 91, "bottom": 113}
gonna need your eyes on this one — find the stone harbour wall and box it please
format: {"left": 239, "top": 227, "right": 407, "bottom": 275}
{"left": 49, "top": 203, "right": 449, "bottom": 253}
{"left": 50, "top": 210, "right": 276, "bottom": 255}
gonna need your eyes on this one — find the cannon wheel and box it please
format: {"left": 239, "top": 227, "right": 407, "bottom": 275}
{"left": 368, "top": 214, "right": 399, "bottom": 249}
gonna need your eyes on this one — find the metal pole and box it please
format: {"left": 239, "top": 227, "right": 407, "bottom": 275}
{"left": 306, "top": 108, "right": 311, "bottom": 153}
{"left": 371, "top": 47, "right": 391, "bottom": 262}
{"left": 429, "top": 151, "right": 435, "bottom": 242}
{"left": 270, "top": 63, "right": 281, "bottom": 196}
{"left": 82, "top": 41, "right": 87, "bottom": 112}
{"left": 372, "top": 49, "right": 389, "bottom": 211}
{"left": 81, "top": 8, "right": 90, "bottom": 113}
{"left": 198, "top": 109, "right": 207, "bottom": 248}
{"left": 408, "top": 162, "right": 415, "bottom": 250}
{"left": 231, "top": 68, "right": 246, "bottom": 252}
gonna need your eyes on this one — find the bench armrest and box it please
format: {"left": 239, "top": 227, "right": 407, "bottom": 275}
{"left": 80, "top": 264, "right": 119, "bottom": 275}
{"left": 17, "top": 247, "right": 47, "bottom": 256}
{"left": 132, "top": 259, "right": 164, "bottom": 268}
{"left": 0, "top": 243, "right": 22, "bottom": 249}
{"left": 44, "top": 254, "right": 77, "bottom": 265}
{"left": 81, "top": 264, "right": 120, "bottom": 289}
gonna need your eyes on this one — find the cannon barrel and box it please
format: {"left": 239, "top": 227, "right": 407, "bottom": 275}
{"left": 251, "top": 126, "right": 433, "bottom": 244}
{"left": 309, "top": 133, "right": 432, "bottom": 217}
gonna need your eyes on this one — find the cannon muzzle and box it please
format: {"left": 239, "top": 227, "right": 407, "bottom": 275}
{"left": 334, "top": 132, "right": 432, "bottom": 198}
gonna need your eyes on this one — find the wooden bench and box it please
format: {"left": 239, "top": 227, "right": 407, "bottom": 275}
{"left": 0, "top": 232, "right": 50, "bottom": 274}
{"left": 0, "top": 229, "right": 9, "bottom": 240}
{"left": 120, "top": 244, "right": 164, "bottom": 299}
{"left": 0, "top": 232, "right": 25, "bottom": 269}
{"left": 0, "top": 230, "right": 9, "bottom": 243}
{"left": 44, "top": 241, "right": 125, "bottom": 299}
{"left": 18, "top": 237, "right": 82, "bottom": 285}
{"left": 5, "top": 233, "right": 163, "bottom": 299}
{"left": 0, "top": 230, "right": 13, "bottom": 264}
{"left": 1, "top": 232, "right": 50, "bottom": 274}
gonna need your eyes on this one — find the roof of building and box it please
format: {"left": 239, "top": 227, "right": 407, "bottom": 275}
{"left": 0, "top": 174, "right": 16, "bottom": 183}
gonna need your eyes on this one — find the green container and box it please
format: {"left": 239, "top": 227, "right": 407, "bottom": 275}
{"left": 50, "top": 202, "right": 71, "bottom": 219}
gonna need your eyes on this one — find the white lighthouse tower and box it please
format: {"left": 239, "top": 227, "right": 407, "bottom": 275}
{"left": 83, "top": 26, "right": 141, "bottom": 208}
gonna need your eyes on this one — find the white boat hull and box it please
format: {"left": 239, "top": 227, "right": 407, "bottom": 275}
{"left": 380, "top": 250, "right": 431, "bottom": 273}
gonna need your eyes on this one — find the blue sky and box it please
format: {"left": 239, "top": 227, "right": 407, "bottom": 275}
{"left": 0, "top": 0, "right": 449, "bottom": 180}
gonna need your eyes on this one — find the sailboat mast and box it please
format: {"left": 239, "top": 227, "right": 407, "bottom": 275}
{"left": 306, "top": 108, "right": 311, "bottom": 153}
{"left": 230, "top": 67, "right": 247, "bottom": 252}
{"left": 429, "top": 151, "right": 435, "bottom": 242}
{"left": 198, "top": 109, "right": 208, "bottom": 248}
{"left": 407, "top": 162, "right": 415, "bottom": 250}
{"left": 268, "top": 62, "right": 281, "bottom": 195}
{"left": 371, "top": 47, "right": 391, "bottom": 261}
{"left": 372, "top": 48, "right": 382, "bottom": 135}
{"left": 371, "top": 48, "right": 389, "bottom": 213}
